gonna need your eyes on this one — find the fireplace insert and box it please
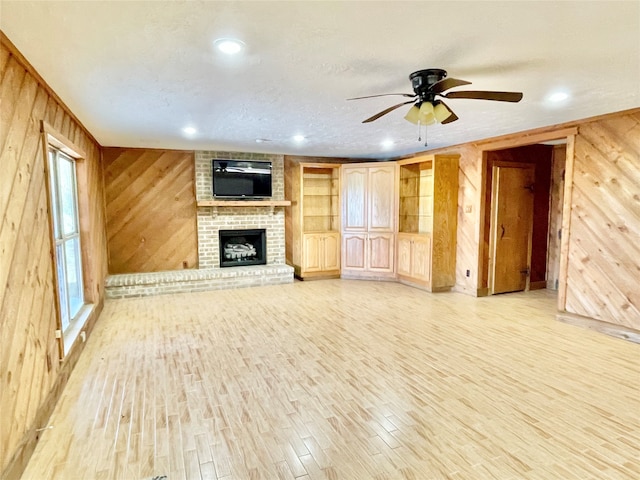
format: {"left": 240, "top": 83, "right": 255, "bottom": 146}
{"left": 218, "top": 229, "right": 266, "bottom": 267}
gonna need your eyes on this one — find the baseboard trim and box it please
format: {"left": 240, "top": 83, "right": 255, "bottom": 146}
{"left": 557, "top": 311, "right": 640, "bottom": 344}
{"left": 297, "top": 273, "right": 341, "bottom": 281}
{"left": 340, "top": 272, "right": 398, "bottom": 282}
{"left": 529, "top": 281, "right": 546, "bottom": 290}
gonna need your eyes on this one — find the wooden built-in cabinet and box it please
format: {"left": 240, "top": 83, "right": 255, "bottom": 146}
{"left": 303, "top": 232, "right": 340, "bottom": 273}
{"left": 397, "top": 154, "right": 459, "bottom": 291}
{"left": 397, "top": 233, "right": 431, "bottom": 282}
{"left": 341, "top": 162, "right": 397, "bottom": 279}
{"left": 285, "top": 162, "right": 341, "bottom": 279}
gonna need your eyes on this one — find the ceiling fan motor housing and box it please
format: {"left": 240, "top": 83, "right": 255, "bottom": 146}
{"left": 410, "top": 68, "right": 447, "bottom": 100}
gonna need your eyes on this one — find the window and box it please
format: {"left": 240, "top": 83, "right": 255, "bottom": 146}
{"left": 48, "top": 146, "right": 84, "bottom": 332}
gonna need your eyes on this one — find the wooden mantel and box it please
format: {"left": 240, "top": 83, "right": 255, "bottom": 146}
{"left": 197, "top": 199, "right": 291, "bottom": 207}
{"left": 196, "top": 199, "right": 291, "bottom": 215}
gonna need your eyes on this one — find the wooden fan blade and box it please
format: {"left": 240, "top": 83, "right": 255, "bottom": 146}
{"left": 438, "top": 100, "right": 459, "bottom": 124}
{"left": 348, "top": 93, "right": 416, "bottom": 100}
{"left": 362, "top": 100, "right": 415, "bottom": 123}
{"left": 441, "top": 113, "right": 458, "bottom": 124}
{"left": 429, "top": 77, "right": 472, "bottom": 94}
{"left": 442, "top": 90, "right": 523, "bottom": 102}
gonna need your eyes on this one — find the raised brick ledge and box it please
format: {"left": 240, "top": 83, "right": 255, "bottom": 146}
{"left": 105, "top": 264, "right": 294, "bottom": 298}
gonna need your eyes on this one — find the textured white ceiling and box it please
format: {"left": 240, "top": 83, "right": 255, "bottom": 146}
{"left": 2, "top": 1, "right": 639, "bottom": 159}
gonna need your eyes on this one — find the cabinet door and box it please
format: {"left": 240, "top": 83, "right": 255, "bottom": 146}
{"left": 342, "top": 167, "right": 367, "bottom": 231}
{"left": 323, "top": 233, "right": 340, "bottom": 271}
{"left": 368, "top": 164, "right": 396, "bottom": 232}
{"left": 342, "top": 233, "right": 367, "bottom": 271}
{"left": 396, "top": 234, "right": 412, "bottom": 276}
{"left": 368, "top": 233, "right": 395, "bottom": 273}
{"left": 412, "top": 234, "right": 431, "bottom": 282}
{"left": 302, "top": 234, "right": 322, "bottom": 273}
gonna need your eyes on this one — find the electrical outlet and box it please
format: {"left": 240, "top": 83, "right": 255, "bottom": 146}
{"left": 464, "top": 205, "right": 472, "bottom": 213}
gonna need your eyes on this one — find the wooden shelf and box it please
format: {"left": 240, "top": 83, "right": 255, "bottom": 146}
{"left": 197, "top": 200, "right": 291, "bottom": 207}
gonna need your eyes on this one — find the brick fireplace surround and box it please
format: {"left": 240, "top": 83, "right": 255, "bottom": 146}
{"left": 105, "top": 151, "right": 294, "bottom": 298}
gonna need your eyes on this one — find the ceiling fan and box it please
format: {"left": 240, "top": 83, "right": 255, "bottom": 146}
{"left": 348, "top": 68, "right": 523, "bottom": 125}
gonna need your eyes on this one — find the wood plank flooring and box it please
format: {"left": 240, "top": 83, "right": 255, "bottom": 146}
{"left": 22, "top": 280, "right": 640, "bottom": 479}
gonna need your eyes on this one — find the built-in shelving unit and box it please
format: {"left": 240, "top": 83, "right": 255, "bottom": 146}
{"left": 397, "top": 154, "right": 459, "bottom": 292}
{"left": 302, "top": 167, "right": 340, "bottom": 232}
{"left": 285, "top": 162, "right": 341, "bottom": 279}
{"left": 399, "top": 160, "right": 434, "bottom": 234}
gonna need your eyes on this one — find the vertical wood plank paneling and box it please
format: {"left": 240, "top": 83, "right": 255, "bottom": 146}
{"left": 564, "top": 112, "right": 640, "bottom": 328}
{"left": 103, "top": 148, "right": 198, "bottom": 273}
{"left": 0, "top": 78, "right": 42, "bottom": 337}
{"left": 0, "top": 66, "right": 34, "bottom": 226}
{"left": 0, "top": 57, "right": 27, "bottom": 152}
{"left": 546, "top": 145, "right": 566, "bottom": 290}
{"left": 1, "top": 131, "right": 49, "bottom": 444}
{"left": 0, "top": 46, "right": 10, "bottom": 75}
{"left": 59, "top": 112, "right": 71, "bottom": 140}
{"left": 455, "top": 145, "right": 483, "bottom": 295}
{"left": 0, "top": 37, "right": 108, "bottom": 479}
{"left": 431, "top": 155, "right": 459, "bottom": 289}
{"left": 557, "top": 135, "right": 576, "bottom": 311}
{"left": 43, "top": 95, "right": 57, "bottom": 126}
{"left": 284, "top": 157, "right": 298, "bottom": 267}
{"left": 22, "top": 211, "right": 57, "bottom": 427}
{"left": 52, "top": 103, "right": 64, "bottom": 131}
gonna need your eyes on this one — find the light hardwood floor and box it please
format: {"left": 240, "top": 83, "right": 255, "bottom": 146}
{"left": 22, "top": 280, "right": 640, "bottom": 479}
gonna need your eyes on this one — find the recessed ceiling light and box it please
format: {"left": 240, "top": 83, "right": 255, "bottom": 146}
{"left": 292, "top": 134, "right": 306, "bottom": 142}
{"left": 381, "top": 139, "right": 395, "bottom": 149}
{"left": 182, "top": 126, "right": 197, "bottom": 137}
{"left": 214, "top": 38, "right": 245, "bottom": 55}
{"left": 548, "top": 91, "right": 570, "bottom": 103}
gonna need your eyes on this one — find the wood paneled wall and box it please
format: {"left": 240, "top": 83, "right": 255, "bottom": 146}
{"left": 546, "top": 145, "right": 566, "bottom": 290}
{"left": 446, "top": 145, "right": 482, "bottom": 296}
{"left": 0, "top": 35, "right": 107, "bottom": 479}
{"left": 103, "top": 148, "right": 198, "bottom": 273}
{"left": 564, "top": 112, "right": 640, "bottom": 328}
{"left": 415, "top": 109, "right": 639, "bottom": 330}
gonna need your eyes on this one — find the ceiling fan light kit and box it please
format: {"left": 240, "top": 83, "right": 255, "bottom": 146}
{"left": 404, "top": 102, "right": 439, "bottom": 125}
{"left": 349, "top": 68, "right": 523, "bottom": 141}
{"left": 403, "top": 105, "right": 419, "bottom": 124}
{"left": 419, "top": 101, "right": 434, "bottom": 116}
{"left": 433, "top": 101, "right": 452, "bottom": 123}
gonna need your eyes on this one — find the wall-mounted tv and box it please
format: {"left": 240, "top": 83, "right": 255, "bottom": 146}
{"left": 212, "top": 160, "right": 272, "bottom": 199}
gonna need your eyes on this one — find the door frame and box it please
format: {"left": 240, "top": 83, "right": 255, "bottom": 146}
{"left": 487, "top": 161, "right": 535, "bottom": 294}
{"left": 476, "top": 127, "right": 577, "bottom": 310}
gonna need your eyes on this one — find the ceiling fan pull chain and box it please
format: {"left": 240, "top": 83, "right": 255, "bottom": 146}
{"left": 424, "top": 126, "right": 428, "bottom": 147}
{"left": 417, "top": 121, "right": 422, "bottom": 142}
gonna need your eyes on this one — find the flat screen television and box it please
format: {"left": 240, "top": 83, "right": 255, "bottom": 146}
{"left": 212, "top": 160, "right": 272, "bottom": 198}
